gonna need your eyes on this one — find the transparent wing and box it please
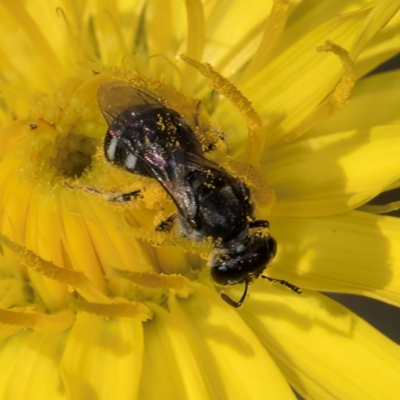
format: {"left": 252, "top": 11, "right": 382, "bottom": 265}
{"left": 97, "top": 80, "right": 164, "bottom": 125}
{"left": 144, "top": 150, "right": 229, "bottom": 226}
{"left": 138, "top": 144, "right": 200, "bottom": 225}
{"left": 184, "top": 152, "right": 228, "bottom": 177}
{"left": 97, "top": 80, "right": 219, "bottom": 226}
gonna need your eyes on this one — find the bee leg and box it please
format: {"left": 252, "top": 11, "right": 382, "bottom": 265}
{"left": 221, "top": 279, "right": 250, "bottom": 308}
{"left": 103, "top": 190, "right": 142, "bottom": 202}
{"left": 155, "top": 214, "right": 177, "bottom": 232}
{"left": 203, "top": 132, "right": 226, "bottom": 153}
{"left": 65, "top": 182, "right": 141, "bottom": 203}
{"left": 262, "top": 276, "right": 302, "bottom": 294}
{"left": 193, "top": 100, "right": 202, "bottom": 127}
{"left": 249, "top": 220, "right": 269, "bottom": 229}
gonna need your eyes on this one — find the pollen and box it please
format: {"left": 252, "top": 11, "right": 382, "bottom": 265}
{"left": 180, "top": 55, "right": 262, "bottom": 132}
{"left": 156, "top": 115, "right": 166, "bottom": 130}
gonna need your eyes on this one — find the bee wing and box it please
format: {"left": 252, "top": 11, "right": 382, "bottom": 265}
{"left": 137, "top": 144, "right": 199, "bottom": 225}
{"left": 184, "top": 152, "right": 227, "bottom": 176}
{"left": 144, "top": 150, "right": 234, "bottom": 227}
{"left": 97, "top": 80, "right": 163, "bottom": 125}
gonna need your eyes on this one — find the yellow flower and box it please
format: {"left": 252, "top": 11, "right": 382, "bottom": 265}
{"left": 0, "top": 0, "right": 400, "bottom": 399}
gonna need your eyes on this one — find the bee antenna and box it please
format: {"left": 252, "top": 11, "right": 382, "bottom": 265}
{"left": 220, "top": 280, "right": 250, "bottom": 308}
{"left": 262, "top": 276, "right": 302, "bottom": 294}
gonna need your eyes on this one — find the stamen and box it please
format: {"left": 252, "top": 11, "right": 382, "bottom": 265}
{"left": 0, "top": 308, "right": 75, "bottom": 332}
{"left": 181, "top": 55, "right": 262, "bottom": 131}
{"left": 317, "top": 41, "right": 354, "bottom": 106}
{"left": 0, "top": 233, "right": 110, "bottom": 303}
{"left": 181, "top": 55, "right": 263, "bottom": 162}
{"left": 0, "top": 234, "right": 153, "bottom": 320}
{"left": 70, "top": 299, "right": 152, "bottom": 321}
{"left": 116, "top": 271, "right": 193, "bottom": 297}
{"left": 240, "top": 0, "right": 290, "bottom": 84}
{"left": 286, "top": 41, "right": 355, "bottom": 143}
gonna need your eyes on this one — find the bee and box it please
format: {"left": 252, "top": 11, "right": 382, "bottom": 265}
{"left": 80, "top": 80, "right": 300, "bottom": 307}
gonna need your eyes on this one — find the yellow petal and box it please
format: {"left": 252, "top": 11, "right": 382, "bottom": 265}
{"left": 264, "top": 125, "right": 400, "bottom": 217}
{"left": 139, "top": 286, "right": 296, "bottom": 400}
{"left": 240, "top": 283, "right": 400, "bottom": 400}
{"left": 0, "top": 0, "right": 62, "bottom": 93}
{"left": 144, "top": 0, "right": 176, "bottom": 60}
{"left": 271, "top": 0, "right": 400, "bottom": 81}
{"left": 60, "top": 312, "right": 144, "bottom": 400}
{"left": 268, "top": 211, "right": 400, "bottom": 306}
{"left": 138, "top": 303, "right": 211, "bottom": 400}
{"left": 0, "top": 154, "right": 34, "bottom": 241}
{"left": 239, "top": 9, "right": 371, "bottom": 141}
{"left": 203, "top": 0, "right": 273, "bottom": 73}
{"left": 306, "top": 70, "right": 400, "bottom": 136}
{"left": 350, "top": 0, "right": 400, "bottom": 59}
{"left": 0, "top": 330, "right": 67, "bottom": 400}
{"left": 278, "top": 1, "right": 372, "bottom": 53}
{"left": 71, "top": 193, "right": 158, "bottom": 275}
{"left": 355, "top": 7, "right": 400, "bottom": 77}
{"left": 0, "top": 308, "right": 74, "bottom": 333}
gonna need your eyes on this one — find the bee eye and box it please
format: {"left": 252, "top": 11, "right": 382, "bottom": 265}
{"left": 268, "top": 236, "right": 277, "bottom": 258}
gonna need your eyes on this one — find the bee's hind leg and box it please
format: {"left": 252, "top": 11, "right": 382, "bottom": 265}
{"left": 65, "top": 182, "right": 142, "bottom": 203}
{"left": 155, "top": 214, "right": 177, "bottom": 232}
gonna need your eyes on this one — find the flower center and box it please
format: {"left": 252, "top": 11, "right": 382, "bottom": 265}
{"left": 50, "top": 132, "right": 97, "bottom": 178}
{"left": 0, "top": 69, "right": 278, "bottom": 322}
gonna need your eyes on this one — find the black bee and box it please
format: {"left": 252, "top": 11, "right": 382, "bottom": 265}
{"left": 93, "top": 80, "right": 299, "bottom": 307}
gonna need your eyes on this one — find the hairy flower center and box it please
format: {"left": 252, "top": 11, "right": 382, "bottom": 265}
{"left": 49, "top": 132, "right": 97, "bottom": 178}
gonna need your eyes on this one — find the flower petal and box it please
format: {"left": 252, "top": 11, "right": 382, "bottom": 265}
{"left": 72, "top": 193, "right": 158, "bottom": 275}
{"left": 0, "top": 330, "right": 67, "bottom": 399}
{"left": 278, "top": 1, "right": 372, "bottom": 51}
{"left": 274, "top": 1, "right": 400, "bottom": 78}
{"left": 203, "top": 0, "right": 272, "bottom": 72}
{"left": 239, "top": 283, "right": 400, "bottom": 400}
{"left": 306, "top": 70, "right": 400, "bottom": 136}
{"left": 264, "top": 125, "right": 400, "bottom": 217}
{"left": 0, "top": 0, "right": 62, "bottom": 93}
{"left": 226, "top": 1, "right": 400, "bottom": 149}
{"left": 355, "top": 8, "right": 400, "bottom": 77}
{"left": 139, "top": 286, "right": 296, "bottom": 400}
{"left": 268, "top": 211, "right": 400, "bottom": 306}
{"left": 238, "top": 9, "right": 371, "bottom": 140}
{"left": 60, "top": 312, "right": 144, "bottom": 400}
{"left": 350, "top": 0, "right": 400, "bottom": 59}
{"left": 138, "top": 302, "right": 212, "bottom": 400}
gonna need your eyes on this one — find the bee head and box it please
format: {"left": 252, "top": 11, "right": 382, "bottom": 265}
{"left": 210, "top": 234, "right": 277, "bottom": 286}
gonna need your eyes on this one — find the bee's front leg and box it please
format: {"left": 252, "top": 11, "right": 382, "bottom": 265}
{"left": 65, "top": 182, "right": 141, "bottom": 203}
